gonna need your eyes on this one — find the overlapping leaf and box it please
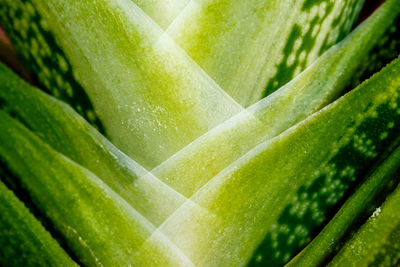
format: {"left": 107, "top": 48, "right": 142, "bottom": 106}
{"left": 154, "top": 55, "right": 400, "bottom": 266}
{"left": 167, "top": 0, "right": 364, "bottom": 105}
{"left": 131, "top": 0, "right": 190, "bottom": 29}
{"left": 329, "top": 179, "right": 400, "bottom": 266}
{"left": 0, "top": 0, "right": 242, "bottom": 169}
{"left": 0, "top": 0, "right": 399, "bottom": 266}
{"left": 0, "top": 112, "right": 193, "bottom": 266}
{"left": 152, "top": 0, "right": 400, "bottom": 198}
{"left": 0, "top": 62, "right": 186, "bottom": 227}
{"left": 288, "top": 144, "right": 400, "bottom": 266}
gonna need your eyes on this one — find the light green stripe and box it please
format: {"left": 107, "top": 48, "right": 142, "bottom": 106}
{"left": 131, "top": 0, "right": 190, "bottom": 29}
{"left": 0, "top": 0, "right": 242, "bottom": 169}
{"left": 0, "top": 112, "right": 194, "bottom": 266}
{"left": 0, "top": 62, "right": 186, "bottom": 227}
{"left": 152, "top": 0, "right": 400, "bottom": 198}
{"left": 168, "top": 0, "right": 364, "bottom": 106}
{"left": 156, "top": 56, "right": 400, "bottom": 266}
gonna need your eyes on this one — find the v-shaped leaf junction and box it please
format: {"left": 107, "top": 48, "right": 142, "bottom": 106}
{"left": 0, "top": 0, "right": 400, "bottom": 266}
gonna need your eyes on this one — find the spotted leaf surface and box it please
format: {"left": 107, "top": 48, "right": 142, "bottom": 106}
{"left": 347, "top": 14, "right": 400, "bottom": 90}
{"left": 0, "top": 0, "right": 105, "bottom": 133}
{"left": 168, "top": 0, "right": 364, "bottom": 106}
{"left": 152, "top": 0, "right": 400, "bottom": 198}
{"left": 154, "top": 56, "right": 400, "bottom": 266}
{"left": 248, "top": 61, "right": 400, "bottom": 265}
{"left": 288, "top": 143, "right": 400, "bottom": 267}
{"left": 0, "top": 0, "right": 399, "bottom": 266}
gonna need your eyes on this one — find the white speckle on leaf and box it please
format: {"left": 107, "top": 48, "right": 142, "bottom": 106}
{"left": 371, "top": 207, "right": 381, "bottom": 219}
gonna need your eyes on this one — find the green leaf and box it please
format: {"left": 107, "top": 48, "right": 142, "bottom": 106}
{"left": 328, "top": 181, "right": 400, "bottom": 266}
{"left": 1, "top": 1, "right": 399, "bottom": 265}
{"left": 287, "top": 144, "right": 400, "bottom": 266}
{"left": 0, "top": 180, "right": 77, "bottom": 266}
{"left": 347, "top": 12, "right": 400, "bottom": 90}
{"left": 0, "top": 62, "right": 186, "bottom": 227}
{"left": 0, "top": 112, "right": 193, "bottom": 266}
{"left": 131, "top": 0, "right": 190, "bottom": 29}
{"left": 167, "top": 0, "right": 364, "bottom": 106}
{"left": 154, "top": 56, "right": 400, "bottom": 266}
{"left": 152, "top": 0, "right": 400, "bottom": 198}
{"left": 0, "top": 0, "right": 242, "bottom": 169}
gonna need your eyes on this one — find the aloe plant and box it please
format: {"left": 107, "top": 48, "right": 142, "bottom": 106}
{"left": 1, "top": 0, "right": 400, "bottom": 266}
